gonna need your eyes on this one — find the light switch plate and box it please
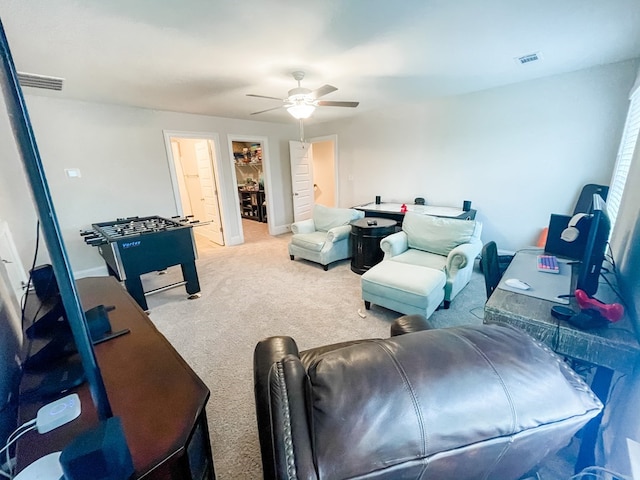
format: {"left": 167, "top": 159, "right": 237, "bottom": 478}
{"left": 64, "top": 168, "right": 81, "bottom": 178}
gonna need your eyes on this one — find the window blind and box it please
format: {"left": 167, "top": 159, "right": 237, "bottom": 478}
{"left": 607, "top": 80, "right": 640, "bottom": 231}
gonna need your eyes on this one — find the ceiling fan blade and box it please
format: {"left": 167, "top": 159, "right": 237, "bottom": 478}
{"left": 310, "top": 84, "right": 337, "bottom": 99}
{"left": 250, "top": 105, "right": 284, "bottom": 115}
{"left": 317, "top": 100, "right": 359, "bottom": 108}
{"left": 247, "top": 93, "right": 284, "bottom": 101}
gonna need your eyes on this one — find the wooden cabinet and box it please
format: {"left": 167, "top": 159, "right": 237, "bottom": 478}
{"left": 350, "top": 218, "right": 397, "bottom": 274}
{"left": 17, "top": 277, "right": 215, "bottom": 480}
{"left": 238, "top": 188, "right": 266, "bottom": 223}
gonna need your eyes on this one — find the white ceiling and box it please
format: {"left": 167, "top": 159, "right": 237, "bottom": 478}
{"left": 2, "top": 0, "right": 640, "bottom": 125}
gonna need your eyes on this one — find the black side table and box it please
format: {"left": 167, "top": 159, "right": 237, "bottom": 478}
{"left": 350, "top": 217, "right": 397, "bottom": 274}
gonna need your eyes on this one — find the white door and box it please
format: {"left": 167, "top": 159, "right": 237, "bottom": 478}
{"left": 171, "top": 141, "right": 193, "bottom": 216}
{"left": 194, "top": 141, "right": 224, "bottom": 245}
{"left": 289, "top": 140, "right": 314, "bottom": 222}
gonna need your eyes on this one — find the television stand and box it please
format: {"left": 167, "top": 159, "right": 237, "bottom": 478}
{"left": 17, "top": 276, "right": 215, "bottom": 479}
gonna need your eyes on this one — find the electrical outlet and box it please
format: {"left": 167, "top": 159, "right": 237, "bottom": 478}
{"left": 36, "top": 393, "right": 82, "bottom": 433}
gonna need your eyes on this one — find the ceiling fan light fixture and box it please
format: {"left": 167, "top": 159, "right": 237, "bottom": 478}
{"left": 287, "top": 103, "right": 315, "bottom": 119}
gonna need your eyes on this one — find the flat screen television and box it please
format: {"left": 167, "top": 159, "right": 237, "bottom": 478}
{"left": 576, "top": 194, "right": 611, "bottom": 297}
{"left": 1, "top": 18, "right": 113, "bottom": 420}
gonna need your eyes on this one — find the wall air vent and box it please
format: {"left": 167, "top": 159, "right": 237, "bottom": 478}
{"left": 514, "top": 52, "right": 543, "bottom": 65}
{"left": 17, "top": 72, "right": 64, "bottom": 91}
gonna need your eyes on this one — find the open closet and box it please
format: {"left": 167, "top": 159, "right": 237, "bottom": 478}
{"left": 233, "top": 141, "right": 267, "bottom": 223}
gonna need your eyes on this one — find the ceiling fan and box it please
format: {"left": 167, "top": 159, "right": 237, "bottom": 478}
{"left": 247, "top": 71, "right": 359, "bottom": 119}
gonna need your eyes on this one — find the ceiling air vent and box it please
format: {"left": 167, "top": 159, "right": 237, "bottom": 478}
{"left": 514, "top": 52, "right": 543, "bottom": 65}
{"left": 17, "top": 72, "right": 64, "bottom": 91}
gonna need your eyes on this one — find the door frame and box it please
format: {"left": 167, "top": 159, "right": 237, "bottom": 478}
{"left": 163, "top": 130, "right": 227, "bottom": 244}
{"left": 227, "top": 134, "right": 275, "bottom": 239}
{"left": 308, "top": 134, "right": 340, "bottom": 207}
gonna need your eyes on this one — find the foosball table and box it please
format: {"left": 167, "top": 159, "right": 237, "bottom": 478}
{"left": 81, "top": 216, "right": 201, "bottom": 310}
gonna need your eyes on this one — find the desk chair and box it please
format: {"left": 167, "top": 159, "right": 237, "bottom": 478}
{"left": 481, "top": 241, "right": 502, "bottom": 299}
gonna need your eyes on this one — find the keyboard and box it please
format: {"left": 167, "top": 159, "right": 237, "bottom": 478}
{"left": 537, "top": 255, "right": 560, "bottom": 274}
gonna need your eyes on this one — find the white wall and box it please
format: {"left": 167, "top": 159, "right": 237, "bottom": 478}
{"left": 2, "top": 60, "right": 637, "bottom": 274}
{"left": 0, "top": 95, "right": 297, "bottom": 275}
{"left": 309, "top": 60, "right": 639, "bottom": 253}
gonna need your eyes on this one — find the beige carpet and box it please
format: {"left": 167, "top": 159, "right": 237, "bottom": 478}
{"left": 141, "top": 219, "right": 573, "bottom": 479}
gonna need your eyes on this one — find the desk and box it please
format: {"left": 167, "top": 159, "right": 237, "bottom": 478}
{"left": 484, "top": 252, "right": 640, "bottom": 472}
{"left": 353, "top": 202, "right": 476, "bottom": 225}
{"left": 17, "top": 277, "right": 215, "bottom": 479}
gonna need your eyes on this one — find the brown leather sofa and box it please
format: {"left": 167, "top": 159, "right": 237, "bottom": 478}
{"left": 253, "top": 315, "right": 602, "bottom": 480}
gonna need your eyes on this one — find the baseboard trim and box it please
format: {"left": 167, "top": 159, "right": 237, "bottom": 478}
{"left": 226, "top": 235, "right": 243, "bottom": 246}
{"left": 270, "top": 224, "right": 291, "bottom": 236}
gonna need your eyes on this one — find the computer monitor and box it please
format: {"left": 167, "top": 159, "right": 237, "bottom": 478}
{"left": 544, "top": 213, "right": 591, "bottom": 260}
{"left": 576, "top": 194, "right": 611, "bottom": 297}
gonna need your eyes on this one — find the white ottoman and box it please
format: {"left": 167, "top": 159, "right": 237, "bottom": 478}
{"left": 361, "top": 261, "right": 446, "bottom": 319}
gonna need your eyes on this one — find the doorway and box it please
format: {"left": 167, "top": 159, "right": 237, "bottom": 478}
{"left": 227, "top": 135, "right": 274, "bottom": 244}
{"left": 164, "top": 132, "right": 225, "bottom": 246}
{"left": 309, "top": 135, "right": 338, "bottom": 208}
{"left": 288, "top": 135, "right": 338, "bottom": 223}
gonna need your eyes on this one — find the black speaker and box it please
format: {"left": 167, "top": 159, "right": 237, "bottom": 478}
{"left": 30, "top": 264, "right": 59, "bottom": 300}
{"left": 25, "top": 296, "right": 66, "bottom": 338}
{"left": 59, "top": 416, "right": 134, "bottom": 480}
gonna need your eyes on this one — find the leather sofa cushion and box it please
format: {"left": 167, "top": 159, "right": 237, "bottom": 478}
{"left": 305, "top": 324, "right": 602, "bottom": 479}
{"left": 403, "top": 212, "right": 477, "bottom": 256}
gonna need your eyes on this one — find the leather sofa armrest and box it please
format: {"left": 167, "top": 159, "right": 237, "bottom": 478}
{"left": 254, "top": 337, "right": 301, "bottom": 479}
{"left": 269, "top": 356, "right": 316, "bottom": 480}
{"left": 390, "top": 314, "right": 433, "bottom": 336}
{"left": 291, "top": 218, "right": 315, "bottom": 234}
{"left": 380, "top": 231, "right": 408, "bottom": 259}
{"left": 325, "top": 225, "right": 351, "bottom": 243}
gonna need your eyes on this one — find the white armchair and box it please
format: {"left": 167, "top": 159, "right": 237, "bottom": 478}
{"left": 288, "top": 204, "right": 364, "bottom": 270}
{"left": 380, "top": 212, "right": 483, "bottom": 308}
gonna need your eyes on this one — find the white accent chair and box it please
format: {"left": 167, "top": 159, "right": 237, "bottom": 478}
{"left": 288, "top": 205, "right": 364, "bottom": 271}
{"left": 362, "top": 212, "right": 482, "bottom": 314}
